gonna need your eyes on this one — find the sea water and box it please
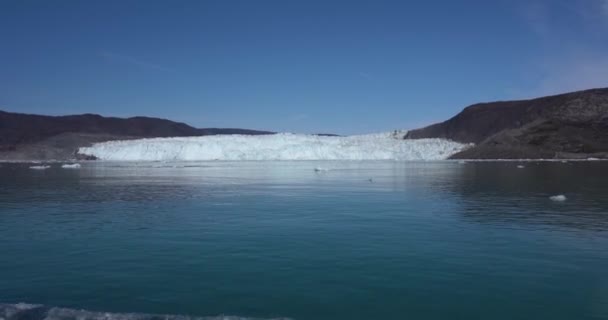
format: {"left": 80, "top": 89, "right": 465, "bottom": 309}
{"left": 1, "top": 161, "right": 607, "bottom": 320}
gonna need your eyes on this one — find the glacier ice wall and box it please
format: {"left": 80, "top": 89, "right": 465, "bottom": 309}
{"left": 78, "top": 132, "right": 470, "bottom": 161}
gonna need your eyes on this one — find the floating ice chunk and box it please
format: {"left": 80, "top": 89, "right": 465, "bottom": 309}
{"left": 78, "top": 132, "right": 471, "bottom": 161}
{"left": 517, "top": 165, "right": 525, "bottom": 169}
{"left": 29, "top": 165, "right": 50, "bottom": 170}
{"left": 61, "top": 163, "right": 81, "bottom": 169}
{"left": 550, "top": 194, "right": 567, "bottom": 202}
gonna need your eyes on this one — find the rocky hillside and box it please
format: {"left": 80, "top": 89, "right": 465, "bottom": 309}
{"left": 405, "top": 88, "right": 608, "bottom": 159}
{"left": 0, "top": 111, "right": 273, "bottom": 160}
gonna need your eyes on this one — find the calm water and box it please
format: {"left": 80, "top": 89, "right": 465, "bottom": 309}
{"left": 1, "top": 161, "right": 608, "bottom": 320}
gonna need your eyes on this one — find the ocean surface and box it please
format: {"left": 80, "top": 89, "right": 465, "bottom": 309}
{"left": 1, "top": 161, "right": 608, "bottom": 320}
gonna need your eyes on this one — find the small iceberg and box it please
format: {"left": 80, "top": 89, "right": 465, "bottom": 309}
{"left": 29, "top": 165, "right": 50, "bottom": 170}
{"left": 550, "top": 195, "right": 567, "bottom": 202}
{"left": 61, "top": 163, "right": 81, "bottom": 169}
{"left": 517, "top": 165, "right": 525, "bottom": 169}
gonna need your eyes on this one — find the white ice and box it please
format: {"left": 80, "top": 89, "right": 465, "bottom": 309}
{"left": 79, "top": 132, "right": 471, "bottom": 161}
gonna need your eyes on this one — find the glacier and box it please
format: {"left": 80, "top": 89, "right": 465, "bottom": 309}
{"left": 78, "top": 132, "right": 471, "bottom": 161}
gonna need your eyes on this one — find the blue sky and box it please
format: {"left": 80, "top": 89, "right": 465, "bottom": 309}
{"left": 1, "top": 0, "right": 607, "bottom": 134}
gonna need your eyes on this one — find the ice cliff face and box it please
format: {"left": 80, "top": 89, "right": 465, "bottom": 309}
{"left": 78, "top": 132, "right": 469, "bottom": 161}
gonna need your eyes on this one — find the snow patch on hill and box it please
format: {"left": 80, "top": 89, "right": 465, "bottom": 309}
{"left": 78, "top": 132, "right": 470, "bottom": 161}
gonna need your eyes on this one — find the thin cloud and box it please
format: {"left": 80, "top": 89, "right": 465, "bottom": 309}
{"left": 515, "top": 1, "right": 608, "bottom": 97}
{"left": 510, "top": 52, "right": 608, "bottom": 99}
{"left": 288, "top": 113, "right": 310, "bottom": 121}
{"left": 535, "top": 55, "right": 608, "bottom": 96}
{"left": 358, "top": 72, "right": 372, "bottom": 79}
{"left": 522, "top": 2, "right": 551, "bottom": 38}
{"left": 99, "top": 52, "right": 174, "bottom": 72}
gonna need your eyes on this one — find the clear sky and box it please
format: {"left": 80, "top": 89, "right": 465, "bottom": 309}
{"left": 1, "top": 0, "right": 607, "bottom": 134}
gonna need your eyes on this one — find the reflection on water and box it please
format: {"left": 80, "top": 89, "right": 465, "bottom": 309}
{"left": 3, "top": 161, "right": 607, "bottom": 231}
{"left": 446, "top": 162, "right": 608, "bottom": 232}
{"left": 1, "top": 161, "right": 607, "bottom": 320}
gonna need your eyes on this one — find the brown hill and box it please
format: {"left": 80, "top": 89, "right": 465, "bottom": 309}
{"left": 405, "top": 88, "right": 608, "bottom": 159}
{"left": 0, "top": 111, "right": 273, "bottom": 160}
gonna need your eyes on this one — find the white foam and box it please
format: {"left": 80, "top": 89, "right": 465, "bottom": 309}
{"left": 0, "top": 303, "right": 291, "bottom": 320}
{"left": 29, "top": 165, "right": 50, "bottom": 170}
{"left": 61, "top": 163, "right": 81, "bottom": 169}
{"left": 550, "top": 194, "right": 567, "bottom": 202}
{"left": 78, "top": 132, "right": 471, "bottom": 161}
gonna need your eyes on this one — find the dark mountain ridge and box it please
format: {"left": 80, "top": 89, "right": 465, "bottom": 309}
{"left": 4, "top": 87, "right": 608, "bottom": 161}
{"left": 0, "top": 110, "right": 273, "bottom": 160}
{"left": 405, "top": 88, "right": 608, "bottom": 159}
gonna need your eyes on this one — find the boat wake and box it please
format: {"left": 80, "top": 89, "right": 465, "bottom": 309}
{"left": 0, "top": 303, "right": 291, "bottom": 320}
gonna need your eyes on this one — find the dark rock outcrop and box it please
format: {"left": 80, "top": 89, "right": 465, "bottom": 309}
{"left": 0, "top": 111, "right": 273, "bottom": 160}
{"left": 405, "top": 88, "right": 608, "bottom": 159}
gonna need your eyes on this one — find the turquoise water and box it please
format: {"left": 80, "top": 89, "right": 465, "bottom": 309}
{"left": 1, "top": 161, "right": 608, "bottom": 320}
